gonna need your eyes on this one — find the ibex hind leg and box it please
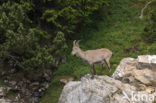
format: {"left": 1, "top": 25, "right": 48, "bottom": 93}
{"left": 93, "top": 64, "right": 96, "bottom": 75}
{"left": 90, "top": 64, "right": 95, "bottom": 79}
{"left": 104, "top": 59, "right": 111, "bottom": 76}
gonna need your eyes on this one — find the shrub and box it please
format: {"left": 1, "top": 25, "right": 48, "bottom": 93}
{"left": 0, "top": 2, "right": 67, "bottom": 77}
{"left": 19, "top": 0, "right": 110, "bottom": 38}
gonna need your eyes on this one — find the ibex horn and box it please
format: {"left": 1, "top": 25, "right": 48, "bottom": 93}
{"left": 73, "top": 40, "right": 76, "bottom": 46}
{"left": 76, "top": 40, "right": 81, "bottom": 46}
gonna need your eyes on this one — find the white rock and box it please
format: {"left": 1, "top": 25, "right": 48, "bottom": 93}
{"left": 137, "top": 55, "right": 156, "bottom": 70}
{"left": 59, "top": 75, "right": 152, "bottom": 103}
{"left": 134, "top": 69, "right": 156, "bottom": 86}
{"left": 0, "top": 99, "right": 12, "bottom": 103}
{"left": 59, "top": 55, "right": 156, "bottom": 103}
{"left": 112, "top": 57, "right": 136, "bottom": 79}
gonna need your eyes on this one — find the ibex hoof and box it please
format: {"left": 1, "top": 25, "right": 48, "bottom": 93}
{"left": 107, "top": 73, "right": 111, "bottom": 76}
{"left": 91, "top": 76, "right": 94, "bottom": 79}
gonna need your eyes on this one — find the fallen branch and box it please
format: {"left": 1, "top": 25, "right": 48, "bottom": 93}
{"left": 139, "top": 0, "right": 153, "bottom": 19}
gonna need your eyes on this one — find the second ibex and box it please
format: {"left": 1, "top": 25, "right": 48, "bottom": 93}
{"left": 71, "top": 40, "right": 113, "bottom": 79}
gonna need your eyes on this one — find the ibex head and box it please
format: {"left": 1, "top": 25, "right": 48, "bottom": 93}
{"left": 71, "top": 40, "right": 81, "bottom": 55}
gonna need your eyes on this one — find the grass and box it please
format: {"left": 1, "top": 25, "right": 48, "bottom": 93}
{"left": 39, "top": 78, "right": 64, "bottom": 103}
{"left": 39, "top": 0, "right": 155, "bottom": 103}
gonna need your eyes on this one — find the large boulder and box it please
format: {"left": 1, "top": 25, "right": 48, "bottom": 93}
{"left": 59, "top": 75, "right": 156, "bottom": 103}
{"left": 133, "top": 69, "right": 156, "bottom": 86}
{"left": 59, "top": 75, "right": 132, "bottom": 103}
{"left": 112, "top": 55, "right": 156, "bottom": 86}
{"left": 112, "top": 57, "right": 137, "bottom": 79}
{"left": 59, "top": 55, "right": 156, "bottom": 103}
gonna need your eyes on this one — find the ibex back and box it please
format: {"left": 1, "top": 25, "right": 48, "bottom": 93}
{"left": 71, "top": 40, "right": 113, "bottom": 79}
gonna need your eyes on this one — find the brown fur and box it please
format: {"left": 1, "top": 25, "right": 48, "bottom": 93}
{"left": 71, "top": 40, "right": 113, "bottom": 79}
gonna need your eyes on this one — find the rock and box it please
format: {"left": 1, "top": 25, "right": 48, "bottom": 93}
{"left": 41, "top": 82, "right": 49, "bottom": 89}
{"left": 25, "top": 89, "right": 32, "bottom": 96}
{"left": 9, "top": 68, "right": 16, "bottom": 74}
{"left": 59, "top": 75, "right": 121, "bottom": 103}
{"left": 112, "top": 56, "right": 156, "bottom": 87}
{"left": 0, "top": 87, "right": 18, "bottom": 103}
{"left": 0, "top": 87, "right": 7, "bottom": 97}
{"left": 31, "top": 97, "right": 39, "bottom": 103}
{"left": 8, "top": 81, "right": 17, "bottom": 86}
{"left": 44, "top": 69, "right": 52, "bottom": 76}
{"left": 43, "top": 69, "right": 52, "bottom": 82}
{"left": 0, "top": 99, "right": 12, "bottom": 103}
{"left": 60, "top": 76, "right": 74, "bottom": 84}
{"left": 137, "top": 55, "right": 156, "bottom": 70}
{"left": 55, "top": 57, "right": 67, "bottom": 67}
{"left": 4, "top": 80, "right": 8, "bottom": 83}
{"left": 43, "top": 73, "right": 51, "bottom": 81}
{"left": 112, "top": 57, "right": 137, "bottom": 79}
{"left": 146, "top": 87, "right": 155, "bottom": 94}
{"left": 30, "top": 82, "right": 40, "bottom": 87}
{"left": 133, "top": 69, "right": 156, "bottom": 86}
{"left": 59, "top": 55, "right": 156, "bottom": 103}
{"left": 34, "top": 92, "right": 40, "bottom": 97}
{"left": 59, "top": 75, "right": 155, "bottom": 103}
{"left": 0, "top": 67, "right": 53, "bottom": 103}
{"left": 1, "top": 71, "right": 6, "bottom": 76}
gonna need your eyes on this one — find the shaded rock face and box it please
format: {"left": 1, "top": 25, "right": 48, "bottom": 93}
{"left": 0, "top": 99, "right": 13, "bottom": 103}
{"left": 0, "top": 68, "right": 52, "bottom": 103}
{"left": 0, "top": 87, "right": 18, "bottom": 103}
{"left": 59, "top": 55, "right": 156, "bottom": 103}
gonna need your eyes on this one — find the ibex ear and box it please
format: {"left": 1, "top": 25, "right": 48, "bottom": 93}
{"left": 76, "top": 40, "right": 81, "bottom": 47}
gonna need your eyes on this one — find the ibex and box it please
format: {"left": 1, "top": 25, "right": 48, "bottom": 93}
{"left": 71, "top": 40, "right": 113, "bottom": 79}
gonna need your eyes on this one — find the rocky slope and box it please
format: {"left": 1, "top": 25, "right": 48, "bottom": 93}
{"left": 59, "top": 55, "right": 156, "bottom": 103}
{"left": 0, "top": 68, "right": 53, "bottom": 103}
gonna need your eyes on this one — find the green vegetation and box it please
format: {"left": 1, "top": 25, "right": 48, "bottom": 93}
{"left": 0, "top": 0, "right": 107, "bottom": 80}
{"left": 40, "top": 0, "right": 156, "bottom": 103}
{"left": 0, "top": 0, "right": 156, "bottom": 103}
{"left": 0, "top": 2, "right": 55, "bottom": 74}
{"left": 142, "top": 1, "right": 156, "bottom": 43}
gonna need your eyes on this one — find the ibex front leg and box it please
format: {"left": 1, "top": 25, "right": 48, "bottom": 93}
{"left": 90, "top": 64, "right": 96, "bottom": 79}
{"left": 98, "top": 63, "right": 105, "bottom": 75}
